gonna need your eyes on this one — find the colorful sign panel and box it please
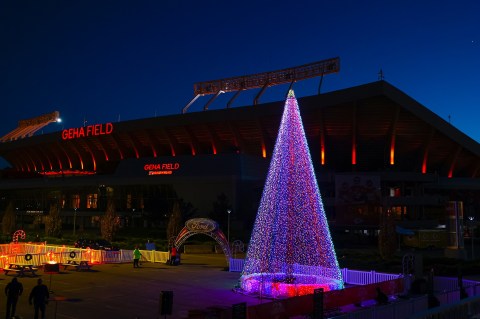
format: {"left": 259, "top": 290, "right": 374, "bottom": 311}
{"left": 335, "top": 175, "right": 381, "bottom": 205}
{"left": 335, "top": 175, "right": 381, "bottom": 226}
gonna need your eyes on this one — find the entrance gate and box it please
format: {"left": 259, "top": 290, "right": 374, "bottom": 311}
{"left": 174, "top": 218, "right": 231, "bottom": 265}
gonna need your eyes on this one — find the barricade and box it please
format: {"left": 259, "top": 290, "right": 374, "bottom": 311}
{"left": 434, "top": 275, "right": 480, "bottom": 292}
{"left": 0, "top": 243, "right": 170, "bottom": 268}
{"left": 341, "top": 268, "right": 402, "bottom": 285}
{"left": 102, "top": 250, "right": 123, "bottom": 263}
{"left": 229, "top": 258, "right": 244, "bottom": 272}
{"left": 247, "top": 277, "right": 406, "bottom": 318}
{"left": 333, "top": 295, "right": 428, "bottom": 319}
{"left": 410, "top": 294, "right": 480, "bottom": 319}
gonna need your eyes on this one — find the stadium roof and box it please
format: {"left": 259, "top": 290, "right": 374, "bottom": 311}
{"left": 0, "top": 80, "right": 479, "bottom": 178}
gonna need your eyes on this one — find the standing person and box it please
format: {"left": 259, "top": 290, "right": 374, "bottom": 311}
{"left": 170, "top": 246, "right": 177, "bottom": 265}
{"left": 133, "top": 245, "right": 142, "bottom": 268}
{"left": 5, "top": 277, "right": 23, "bottom": 319}
{"left": 375, "top": 287, "right": 388, "bottom": 305}
{"left": 29, "top": 278, "right": 49, "bottom": 319}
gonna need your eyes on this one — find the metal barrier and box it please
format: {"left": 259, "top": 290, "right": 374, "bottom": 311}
{"left": 228, "top": 258, "right": 403, "bottom": 287}
{"left": 0, "top": 243, "right": 169, "bottom": 268}
{"left": 333, "top": 295, "right": 428, "bottom": 319}
{"left": 434, "top": 276, "right": 480, "bottom": 292}
{"left": 410, "top": 294, "right": 480, "bottom": 319}
{"left": 229, "top": 258, "right": 245, "bottom": 272}
{"left": 341, "top": 268, "right": 402, "bottom": 285}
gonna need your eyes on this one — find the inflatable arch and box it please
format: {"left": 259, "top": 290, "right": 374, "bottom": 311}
{"left": 174, "top": 218, "right": 231, "bottom": 265}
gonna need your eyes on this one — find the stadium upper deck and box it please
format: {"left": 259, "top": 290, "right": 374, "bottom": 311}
{"left": 0, "top": 80, "right": 479, "bottom": 179}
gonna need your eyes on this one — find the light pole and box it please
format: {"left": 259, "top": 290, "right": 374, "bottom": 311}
{"left": 73, "top": 207, "right": 77, "bottom": 236}
{"left": 16, "top": 208, "right": 21, "bottom": 229}
{"left": 227, "top": 210, "right": 231, "bottom": 244}
{"left": 469, "top": 216, "right": 475, "bottom": 259}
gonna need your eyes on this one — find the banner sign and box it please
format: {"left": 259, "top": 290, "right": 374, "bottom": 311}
{"left": 144, "top": 163, "right": 180, "bottom": 175}
{"left": 62, "top": 123, "right": 113, "bottom": 140}
{"left": 185, "top": 218, "right": 218, "bottom": 233}
{"left": 247, "top": 278, "right": 404, "bottom": 319}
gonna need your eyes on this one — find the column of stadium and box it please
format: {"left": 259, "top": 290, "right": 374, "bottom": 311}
{"left": 240, "top": 90, "right": 343, "bottom": 298}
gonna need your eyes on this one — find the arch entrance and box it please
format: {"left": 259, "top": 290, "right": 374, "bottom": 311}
{"left": 174, "top": 218, "right": 231, "bottom": 265}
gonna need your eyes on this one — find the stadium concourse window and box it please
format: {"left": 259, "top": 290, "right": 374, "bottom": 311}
{"left": 86, "top": 194, "right": 98, "bottom": 209}
{"left": 126, "top": 194, "right": 132, "bottom": 209}
{"left": 390, "top": 206, "right": 405, "bottom": 219}
{"left": 389, "top": 187, "right": 401, "bottom": 197}
{"left": 72, "top": 194, "right": 80, "bottom": 209}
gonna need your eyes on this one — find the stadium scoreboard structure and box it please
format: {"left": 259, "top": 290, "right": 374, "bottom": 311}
{"left": 183, "top": 57, "right": 340, "bottom": 113}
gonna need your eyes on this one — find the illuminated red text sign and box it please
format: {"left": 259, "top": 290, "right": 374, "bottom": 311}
{"left": 144, "top": 163, "right": 180, "bottom": 175}
{"left": 62, "top": 123, "right": 113, "bottom": 140}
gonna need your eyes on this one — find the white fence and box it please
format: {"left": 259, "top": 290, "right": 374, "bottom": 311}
{"left": 228, "top": 258, "right": 402, "bottom": 286}
{"left": 331, "top": 275, "right": 480, "bottom": 319}
{"left": 434, "top": 276, "right": 480, "bottom": 293}
{"left": 410, "top": 294, "right": 480, "bottom": 319}
{"left": 229, "top": 258, "right": 245, "bottom": 272}
{"left": 341, "top": 268, "right": 402, "bottom": 285}
{"left": 333, "top": 295, "right": 428, "bottom": 319}
{"left": 4, "top": 246, "right": 402, "bottom": 287}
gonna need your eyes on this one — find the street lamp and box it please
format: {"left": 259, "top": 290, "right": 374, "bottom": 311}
{"left": 16, "top": 208, "right": 21, "bottom": 229}
{"left": 73, "top": 207, "right": 77, "bottom": 236}
{"left": 469, "top": 216, "right": 475, "bottom": 259}
{"left": 227, "top": 210, "right": 231, "bottom": 244}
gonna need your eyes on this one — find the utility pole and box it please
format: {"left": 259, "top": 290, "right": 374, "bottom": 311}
{"left": 227, "top": 210, "right": 231, "bottom": 243}
{"left": 73, "top": 207, "right": 77, "bottom": 236}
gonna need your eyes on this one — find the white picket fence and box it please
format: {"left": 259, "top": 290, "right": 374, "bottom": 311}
{"left": 228, "top": 258, "right": 402, "bottom": 286}
{"left": 341, "top": 268, "right": 402, "bottom": 285}
{"left": 229, "top": 258, "right": 245, "bottom": 272}
{"left": 410, "top": 294, "right": 480, "bottom": 319}
{"left": 333, "top": 295, "right": 428, "bottom": 319}
{"left": 433, "top": 276, "right": 480, "bottom": 293}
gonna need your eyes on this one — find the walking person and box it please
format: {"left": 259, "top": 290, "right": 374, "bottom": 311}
{"left": 29, "top": 278, "right": 49, "bottom": 319}
{"left": 133, "top": 245, "right": 142, "bottom": 268}
{"left": 5, "top": 277, "right": 23, "bottom": 319}
{"left": 170, "top": 246, "right": 177, "bottom": 265}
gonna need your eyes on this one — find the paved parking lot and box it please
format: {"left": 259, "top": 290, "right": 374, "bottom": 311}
{"left": 0, "top": 254, "right": 258, "bottom": 319}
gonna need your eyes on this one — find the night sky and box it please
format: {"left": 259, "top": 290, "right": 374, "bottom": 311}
{"left": 1, "top": 1, "right": 479, "bottom": 168}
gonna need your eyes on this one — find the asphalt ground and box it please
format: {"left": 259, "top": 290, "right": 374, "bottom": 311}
{"left": 0, "top": 253, "right": 259, "bottom": 319}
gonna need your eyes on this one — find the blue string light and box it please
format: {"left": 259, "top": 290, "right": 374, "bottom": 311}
{"left": 240, "top": 90, "right": 343, "bottom": 298}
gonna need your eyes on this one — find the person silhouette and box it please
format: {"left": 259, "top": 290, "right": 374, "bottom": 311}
{"left": 375, "top": 287, "right": 388, "bottom": 305}
{"left": 29, "top": 278, "right": 50, "bottom": 319}
{"left": 5, "top": 277, "right": 23, "bottom": 319}
{"left": 170, "top": 246, "right": 178, "bottom": 265}
{"left": 133, "top": 246, "right": 142, "bottom": 268}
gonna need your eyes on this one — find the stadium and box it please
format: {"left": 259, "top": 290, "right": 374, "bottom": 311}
{"left": 0, "top": 58, "right": 479, "bottom": 250}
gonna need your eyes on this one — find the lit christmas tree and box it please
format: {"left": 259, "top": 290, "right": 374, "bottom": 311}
{"left": 240, "top": 90, "right": 343, "bottom": 298}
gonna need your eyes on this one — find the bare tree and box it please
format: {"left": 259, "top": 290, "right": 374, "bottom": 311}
{"left": 45, "top": 202, "right": 62, "bottom": 237}
{"left": 379, "top": 209, "right": 397, "bottom": 260}
{"left": 166, "top": 201, "right": 182, "bottom": 246}
{"left": 101, "top": 196, "right": 119, "bottom": 241}
{"left": 2, "top": 201, "right": 16, "bottom": 236}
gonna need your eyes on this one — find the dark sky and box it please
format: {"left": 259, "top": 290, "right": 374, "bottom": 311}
{"left": 1, "top": 1, "right": 479, "bottom": 163}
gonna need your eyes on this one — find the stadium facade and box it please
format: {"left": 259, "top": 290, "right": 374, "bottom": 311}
{"left": 1, "top": 80, "right": 479, "bottom": 242}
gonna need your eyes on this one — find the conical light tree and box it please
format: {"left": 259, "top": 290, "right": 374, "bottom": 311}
{"left": 240, "top": 90, "right": 343, "bottom": 298}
